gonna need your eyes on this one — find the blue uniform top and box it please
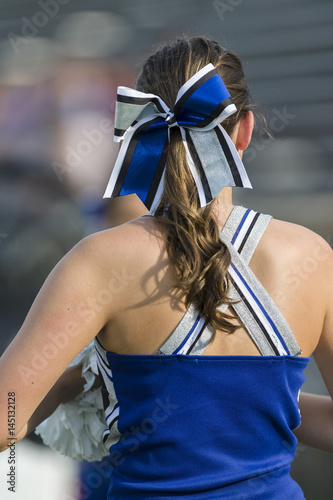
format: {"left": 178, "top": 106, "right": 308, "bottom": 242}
{"left": 95, "top": 206, "right": 310, "bottom": 499}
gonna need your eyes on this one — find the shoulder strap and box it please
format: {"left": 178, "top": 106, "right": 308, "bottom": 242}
{"left": 220, "top": 206, "right": 272, "bottom": 265}
{"left": 220, "top": 207, "right": 302, "bottom": 357}
{"left": 156, "top": 304, "right": 215, "bottom": 355}
{"left": 156, "top": 205, "right": 302, "bottom": 357}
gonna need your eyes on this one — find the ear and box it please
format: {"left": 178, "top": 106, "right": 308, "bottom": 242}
{"left": 235, "top": 111, "right": 254, "bottom": 152}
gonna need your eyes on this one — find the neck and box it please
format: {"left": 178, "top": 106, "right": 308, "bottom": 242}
{"left": 211, "top": 187, "right": 234, "bottom": 228}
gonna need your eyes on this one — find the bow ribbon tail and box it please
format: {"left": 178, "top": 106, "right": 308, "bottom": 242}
{"left": 180, "top": 125, "right": 252, "bottom": 207}
{"left": 103, "top": 116, "right": 169, "bottom": 210}
{"left": 179, "top": 127, "right": 211, "bottom": 206}
{"left": 215, "top": 124, "right": 252, "bottom": 189}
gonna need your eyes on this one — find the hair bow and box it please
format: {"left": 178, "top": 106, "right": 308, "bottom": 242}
{"left": 103, "top": 63, "right": 252, "bottom": 212}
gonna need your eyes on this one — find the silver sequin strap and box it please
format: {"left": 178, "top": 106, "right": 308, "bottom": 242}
{"left": 156, "top": 304, "right": 215, "bottom": 356}
{"left": 226, "top": 243, "right": 302, "bottom": 356}
{"left": 220, "top": 207, "right": 302, "bottom": 357}
{"left": 157, "top": 205, "right": 302, "bottom": 357}
{"left": 220, "top": 205, "right": 271, "bottom": 265}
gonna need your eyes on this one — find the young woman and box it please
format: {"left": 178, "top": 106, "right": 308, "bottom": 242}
{"left": 0, "top": 36, "right": 332, "bottom": 499}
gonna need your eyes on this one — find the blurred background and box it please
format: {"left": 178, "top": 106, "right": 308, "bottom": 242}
{"left": 0, "top": 0, "right": 332, "bottom": 498}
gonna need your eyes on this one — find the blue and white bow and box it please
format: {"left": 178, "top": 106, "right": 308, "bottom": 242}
{"left": 103, "top": 63, "right": 252, "bottom": 211}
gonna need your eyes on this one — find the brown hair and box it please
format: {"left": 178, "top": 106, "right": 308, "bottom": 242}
{"left": 136, "top": 36, "right": 257, "bottom": 333}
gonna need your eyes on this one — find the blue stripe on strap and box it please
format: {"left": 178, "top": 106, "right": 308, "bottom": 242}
{"left": 231, "top": 263, "right": 290, "bottom": 355}
{"left": 231, "top": 209, "right": 251, "bottom": 245}
{"left": 172, "top": 315, "right": 201, "bottom": 355}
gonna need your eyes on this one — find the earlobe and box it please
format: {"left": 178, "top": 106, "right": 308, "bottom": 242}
{"left": 236, "top": 111, "right": 254, "bottom": 152}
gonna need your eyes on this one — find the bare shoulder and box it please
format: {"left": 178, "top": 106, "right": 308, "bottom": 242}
{"left": 77, "top": 215, "right": 164, "bottom": 267}
{"left": 251, "top": 216, "right": 332, "bottom": 298}
{"left": 260, "top": 217, "right": 333, "bottom": 315}
{"left": 71, "top": 216, "right": 166, "bottom": 300}
{"left": 74, "top": 216, "right": 171, "bottom": 320}
{"left": 263, "top": 217, "right": 332, "bottom": 268}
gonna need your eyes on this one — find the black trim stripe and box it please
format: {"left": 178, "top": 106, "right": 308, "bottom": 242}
{"left": 102, "top": 413, "right": 119, "bottom": 443}
{"left": 95, "top": 337, "right": 111, "bottom": 369}
{"left": 108, "top": 415, "right": 119, "bottom": 431}
{"left": 102, "top": 430, "right": 110, "bottom": 443}
{"left": 144, "top": 136, "right": 169, "bottom": 209}
{"left": 214, "top": 126, "right": 243, "bottom": 187}
{"left": 117, "top": 94, "right": 151, "bottom": 105}
{"left": 238, "top": 212, "right": 260, "bottom": 254}
{"left": 186, "top": 322, "right": 207, "bottom": 354}
{"left": 114, "top": 127, "right": 125, "bottom": 138}
{"left": 112, "top": 117, "right": 161, "bottom": 198}
{"left": 96, "top": 351, "right": 111, "bottom": 375}
{"left": 116, "top": 94, "right": 166, "bottom": 114}
{"left": 230, "top": 277, "right": 280, "bottom": 356}
{"left": 185, "top": 129, "right": 212, "bottom": 203}
{"left": 102, "top": 414, "right": 119, "bottom": 442}
{"left": 173, "top": 69, "right": 216, "bottom": 118}
{"left": 195, "top": 97, "right": 234, "bottom": 129}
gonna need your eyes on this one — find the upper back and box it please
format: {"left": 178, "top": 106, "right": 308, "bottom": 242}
{"left": 93, "top": 205, "right": 332, "bottom": 358}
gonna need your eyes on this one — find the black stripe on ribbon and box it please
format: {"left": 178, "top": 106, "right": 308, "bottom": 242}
{"left": 114, "top": 127, "right": 125, "bottom": 138}
{"left": 185, "top": 129, "right": 212, "bottom": 204}
{"left": 195, "top": 97, "right": 234, "bottom": 129}
{"left": 114, "top": 120, "right": 139, "bottom": 139}
{"left": 144, "top": 136, "right": 169, "bottom": 210}
{"left": 238, "top": 212, "right": 260, "bottom": 254}
{"left": 117, "top": 94, "right": 166, "bottom": 114}
{"left": 230, "top": 277, "right": 280, "bottom": 356}
{"left": 112, "top": 117, "right": 161, "bottom": 198}
{"left": 214, "top": 126, "right": 243, "bottom": 187}
{"left": 173, "top": 69, "right": 216, "bottom": 118}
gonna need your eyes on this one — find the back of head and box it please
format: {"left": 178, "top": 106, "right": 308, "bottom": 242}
{"left": 136, "top": 37, "right": 255, "bottom": 333}
{"left": 136, "top": 36, "right": 253, "bottom": 136}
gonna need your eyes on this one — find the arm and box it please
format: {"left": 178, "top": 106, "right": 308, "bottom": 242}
{"left": 293, "top": 244, "right": 333, "bottom": 452}
{"left": 0, "top": 233, "right": 114, "bottom": 452}
{"left": 293, "top": 393, "right": 333, "bottom": 453}
{"left": 25, "top": 364, "right": 87, "bottom": 437}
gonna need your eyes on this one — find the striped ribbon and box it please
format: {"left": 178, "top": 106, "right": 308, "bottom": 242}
{"left": 103, "top": 63, "right": 252, "bottom": 211}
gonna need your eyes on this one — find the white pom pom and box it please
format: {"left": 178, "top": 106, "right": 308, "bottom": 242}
{"left": 35, "top": 341, "right": 109, "bottom": 461}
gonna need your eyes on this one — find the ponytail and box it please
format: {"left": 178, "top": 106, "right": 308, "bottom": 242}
{"left": 154, "top": 128, "right": 238, "bottom": 333}
{"left": 135, "top": 35, "right": 261, "bottom": 333}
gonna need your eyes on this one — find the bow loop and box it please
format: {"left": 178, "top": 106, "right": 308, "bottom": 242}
{"left": 104, "top": 64, "right": 252, "bottom": 211}
{"left": 172, "top": 64, "right": 236, "bottom": 131}
{"left": 114, "top": 88, "right": 170, "bottom": 142}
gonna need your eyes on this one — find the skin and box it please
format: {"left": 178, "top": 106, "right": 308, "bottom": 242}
{"left": 0, "top": 112, "right": 332, "bottom": 454}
